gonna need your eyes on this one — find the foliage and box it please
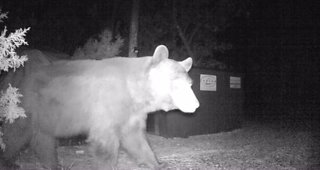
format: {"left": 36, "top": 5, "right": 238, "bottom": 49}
{"left": 0, "top": 84, "right": 26, "bottom": 123}
{"left": 0, "top": 26, "right": 29, "bottom": 72}
{"left": 138, "top": 0, "right": 249, "bottom": 70}
{"left": 0, "top": 83, "right": 26, "bottom": 151}
{"left": 0, "top": 11, "right": 8, "bottom": 23}
{"left": 0, "top": 10, "right": 29, "bottom": 150}
{"left": 3, "top": 0, "right": 251, "bottom": 70}
{"left": 0, "top": 10, "right": 30, "bottom": 72}
{"left": 72, "top": 29, "right": 124, "bottom": 60}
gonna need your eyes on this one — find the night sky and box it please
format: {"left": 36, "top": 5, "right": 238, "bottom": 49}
{"left": 1, "top": 0, "right": 319, "bottom": 122}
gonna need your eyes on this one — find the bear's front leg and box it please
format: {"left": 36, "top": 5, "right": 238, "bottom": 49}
{"left": 121, "top": 121, "right": 166, "bottom": 170}
{"left": 89, "top": 130, "right": 120, "bottom": 170}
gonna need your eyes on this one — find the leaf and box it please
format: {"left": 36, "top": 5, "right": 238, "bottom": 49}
{"left": 0, "top": 84, "right": 26, "bottom": 124}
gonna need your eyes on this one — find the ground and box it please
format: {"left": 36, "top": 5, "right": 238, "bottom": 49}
{"left": 15, "top": 122, "right": 319, "bottom": 170}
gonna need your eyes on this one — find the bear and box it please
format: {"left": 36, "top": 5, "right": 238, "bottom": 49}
{"left": 0, "top": 45, "right": 200, "bottom": 170}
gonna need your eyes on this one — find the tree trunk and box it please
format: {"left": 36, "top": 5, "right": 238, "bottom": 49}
{"left": 172, "top": 0, "right": 194, "bottom": 58}
{"left": 111, "top": 0, "right": 118, "bottom": 37}
{"left": 128, "top": 0, "right": 140, "bottom": 57}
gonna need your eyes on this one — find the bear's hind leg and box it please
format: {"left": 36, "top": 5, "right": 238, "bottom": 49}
{"left": 0, "top": 116, "right": 33, "bottom": 169}
{"left": 31, "top": 131, "right": 58, "bottom": 170}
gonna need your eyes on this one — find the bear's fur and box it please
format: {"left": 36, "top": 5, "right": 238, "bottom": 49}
{"left": 0, "top": 45, "right": 199, "bottom": 170}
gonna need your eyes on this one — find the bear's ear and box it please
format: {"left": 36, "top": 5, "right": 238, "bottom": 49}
{"left": 152, "top": 45, "right": 169, "bottom": 64}
{"left": 179, "top": 57, "right": 193, "bottom": 72}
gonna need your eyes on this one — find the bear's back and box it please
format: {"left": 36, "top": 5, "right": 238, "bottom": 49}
{"left": 21, "top": 57, "right": 153, "bottom": 137}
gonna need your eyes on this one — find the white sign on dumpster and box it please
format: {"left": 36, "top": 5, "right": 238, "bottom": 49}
{"left": 230, "top": 76, "right": 241, "bottom": 89}
{"left": 200, "top": 74, "right": 216, "bottom": 91}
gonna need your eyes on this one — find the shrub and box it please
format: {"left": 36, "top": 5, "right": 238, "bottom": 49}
{"left": 72, "top": 29, "right": 123, "bottom": 60}
{"left": 0, "top": 10, "right": 29, "bottom": 150}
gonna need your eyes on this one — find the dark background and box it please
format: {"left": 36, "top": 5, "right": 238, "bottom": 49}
{"left": 1, "top": 0, "right": 319, "bottom": 127}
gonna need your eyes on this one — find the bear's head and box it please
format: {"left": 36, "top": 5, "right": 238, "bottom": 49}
{"left": 148, "top": 45, "right": 200, "bottom": 113}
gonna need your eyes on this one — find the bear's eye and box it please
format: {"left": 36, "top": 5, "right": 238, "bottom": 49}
{"left": 172, "top": 77, "right": 193, "bottom": 89}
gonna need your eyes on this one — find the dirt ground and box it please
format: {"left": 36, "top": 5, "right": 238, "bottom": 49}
{"left": 16, "top": 122, "right": 319, "bottom": 170}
